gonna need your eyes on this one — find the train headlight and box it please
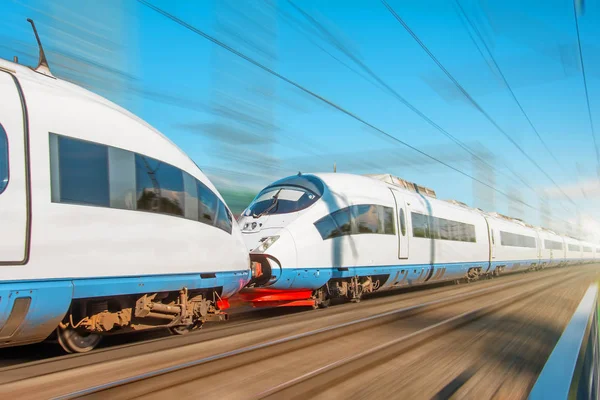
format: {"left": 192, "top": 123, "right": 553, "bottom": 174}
{"left": 253, "top": 236, "right": 280, "bottom": 253}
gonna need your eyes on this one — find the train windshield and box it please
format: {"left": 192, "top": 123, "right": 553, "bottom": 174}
{"left": 243, "top": 175, "right": 324, "bottom": 218}
{"left": 244, "top": 187, "right": 318, "bottom": 217}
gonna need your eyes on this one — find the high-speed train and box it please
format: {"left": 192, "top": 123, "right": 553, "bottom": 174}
{"left": 238, "top": 173, "right": 597, "bottom": 307}
{"left": 0, "top": 23, "right": 250, "bottom": 352}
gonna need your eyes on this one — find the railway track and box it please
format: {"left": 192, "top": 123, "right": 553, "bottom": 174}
{"left": 0, "top": 267, "right": 532, "bottom": 378}
{"left": 1, "top": 264, "right": 594, "bottom": 399}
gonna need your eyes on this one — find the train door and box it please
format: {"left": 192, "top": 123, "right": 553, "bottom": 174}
{"left": 391, "top": 190, "right": 409, "bottom": 259}
{"left": 489, "top": 226, "right": 496, "bottom": 259}
{"left": 0, "top": 70, "right": 29, "bottom": 264}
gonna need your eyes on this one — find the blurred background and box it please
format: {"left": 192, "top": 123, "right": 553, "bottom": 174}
{"left": 2, "top": 0, "right": 599, "bottom": 241}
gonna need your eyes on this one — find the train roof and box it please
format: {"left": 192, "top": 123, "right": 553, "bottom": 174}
{"left": 0, "top": 57, "right": 197, "bottom": 172}
{"left": 365, "top": 173, "right": 437, "bottom": 198}
{"left": 0, "top": 57, "right": 223, "bottom": 200}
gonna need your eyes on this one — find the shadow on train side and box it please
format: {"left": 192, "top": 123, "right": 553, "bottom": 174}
{"left": 314, "top": 179, "right": 439, "bottom": 305}
{"left": 420, "top": 192, "right": 436, "bottom": 281}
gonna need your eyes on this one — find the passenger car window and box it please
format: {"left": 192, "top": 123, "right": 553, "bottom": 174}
{"left": 215, "top": 200, "right": 233, "bottom": 234}
{"left": 57, "top": 135, "right": 110, "bottom": 206}
{"left": 411, "top": 212, "right": 475, "bottom": 243}
{"left": 411, "top": 213, "right": 429, "bottom": 238}
{"left": 354, "top": 205, "right": 379, "bottom": 234}
{"left": 197, "top": 180, "right": 217, "bottom": 225}
{"left": 0, "top": 124, "right": 8, "bottom": 194}
{"left": 383, "top": 207, "right": 395, "bottom": 235}
{"left": 135, "top": 154, "right": 184, "bottom": 216}
{"left": 48, "top": 133, "right": 230, "bottom": 234}
{"left": 438, "top": 217, "right": 450, "bottom": 240}
{"left": 314, "top": 205, "right": 395, "bottom": 240}
{"left": 314, "top": 214, "right": 339, "bottom": 240}
{"left": 108, "top": 147, "right": 136, "bottom": 210}
{"left": 332, "top": 208, "right": 352, "bottom": 236}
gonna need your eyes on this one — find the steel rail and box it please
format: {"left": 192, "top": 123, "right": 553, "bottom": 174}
{"left": 0, "top": 267, "right": 559, "bottom": 384}
{"left": 54, "top": 268, "right": 577, "bottom": 399}
{"left": 255, "top": 274, "right": 583, "bottom": 399}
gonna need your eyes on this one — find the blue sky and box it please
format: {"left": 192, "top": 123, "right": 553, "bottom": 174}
{"left": 2, "top": 0, "right": 599, "bottom": 239}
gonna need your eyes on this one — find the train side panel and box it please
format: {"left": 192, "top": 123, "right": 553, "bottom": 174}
{"left": 484, "top": 217, "right": 539, "bottom": 274}
{"left": 0, "top": 60, "right": 250, "bottom": 350}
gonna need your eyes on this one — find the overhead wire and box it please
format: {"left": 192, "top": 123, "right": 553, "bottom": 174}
{"left": 453, "top": 0, "right": 565, "bottom": 171}
{"left": 137, "top": 0, "right": 575, "bottom": 226}
{"left": 571, "top": 0, "right": 600, "bottom": 177}
{"left": 380, "top": 0, "right": 577, "bottom": 211}
{"left": 454, "top": 0, "right": 589, "bottom": 203}
{"left": 285, "top": 0, "right": 533, "bottom": 192}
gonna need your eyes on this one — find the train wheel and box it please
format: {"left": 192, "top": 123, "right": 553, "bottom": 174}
{"left": 56, "top": 326, "right": 102, "bottom": 353}
{"left": 169, "top": 324, "right": 197, "bottom": 335}
{"left": 314, "top": 287, "right": 331, "bottom": 309}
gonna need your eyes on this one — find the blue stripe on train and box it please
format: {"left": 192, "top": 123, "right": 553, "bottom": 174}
{"left": 0, "top": 269, "right": 250, "bottom": 348}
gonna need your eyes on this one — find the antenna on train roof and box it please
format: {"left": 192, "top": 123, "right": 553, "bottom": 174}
{"left": 26, "top": 18, "right": 54, "bottom": 78}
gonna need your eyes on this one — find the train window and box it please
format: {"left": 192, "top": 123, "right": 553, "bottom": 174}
{"left": 244, "top": 186, "right": 319, "bottom": 217}
{"left": 135, "top": 154, "right": 184, "bottom": 217}
{"left": 399, "top": 208, "right": 406, "bottom": 236}
{"left": 544, "top": 239, "right": 563, "bottom": 250}
{"left": 183, "top": 172, "right": 199, "bottom": 221}
{"left": 583, "top": 246, "right": 592, "bottom": 253}
{"left": 429, "top": 217, "right": 441, "bottom": 239}
{"left": 411, "top": 213, "right": 429, "bottom": 238}
{"left": 48, "top": 133, "right": 229, "bottom": 233}
{"left": 197, "top": 180, "right": 217, "bottom": 225}
{"left": 0, "top": 124, "right": 7, "bottom": 194}
{"left": 438, "top": 218, "right": 451, "bottom": 240}
{"left": 314, "top": 214, "right": 339, "bottom": 240}
{"left": 315, "top": 210, "right": 350, "bottom": 240}
{"left": 331, "top": 208, "right": 352, "bottom": 236}
{"left": 215, "top": 200, "right": 233, "bottom": 234}
{"left": 411, "top": 212, "right": 476, "bottom": 243}
{"left": 383, "top": 207, "right": 395, "bottom": 235}
{"left": 354, "top": 205, "right": 379, "bottom": 234}
{"left": 568, "top": 244, "right": 581, "bottom": 252}
{"left": 108, "top": 147, "right": 136, "bottom": 210}
{"left": 54, "top": 135, "right": 110, "bottom": 206}
{"left": 464, "top": 224, "right": 476, "bottom": 243}
{"left": 314, "top": 205, "right": 395, "bottom": 240}
{"left": 500, "top": 231, "right": 536, "bottom": 248}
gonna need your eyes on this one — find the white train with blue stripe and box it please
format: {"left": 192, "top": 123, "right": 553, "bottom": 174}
{"left": 238, "top": 172, "right": 597, "bottom": 307}
{"left": 0, "top": 22, "right": 250, "bottom": 352}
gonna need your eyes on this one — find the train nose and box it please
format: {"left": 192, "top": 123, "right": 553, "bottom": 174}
{"left": 242, "top": 227, "right": 283, "bottom": 252}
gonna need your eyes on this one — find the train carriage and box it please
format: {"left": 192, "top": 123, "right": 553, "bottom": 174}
{"left": 239, "top": 173, "right": 492, "bottom": 306}
{"left": 581, "top": 242, "right": 596, "bottom": 263}
{"left": 0, "top": 24, "right": 250, "bottom": 352}
{"left": 239, "top": 172, "right": 593, "bottom": 308}
{"left": 564, "top": 236, "right": 584, "bottom": 265}
{"left": 536, "top": 228, "right": 566, "bottom": 267}
{"left": 483, "top": 213, "right": 540, "bottom": 274}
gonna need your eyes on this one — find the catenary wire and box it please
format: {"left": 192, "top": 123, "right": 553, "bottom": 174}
{"left": 454, "top": 0, "right": 565, "bottom": 171}
{"left": 381, "top": 0, "right": 576, "bottom": 210}
{"left": 571, "top": 0, "right": 600, "bottom": 176}
{"left": 137, "top": 0, "right": 574, "bottom": 227}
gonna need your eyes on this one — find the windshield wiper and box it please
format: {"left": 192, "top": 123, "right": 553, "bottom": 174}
{"left": 252, "top": 189, "right": 282, "bottom": 218}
